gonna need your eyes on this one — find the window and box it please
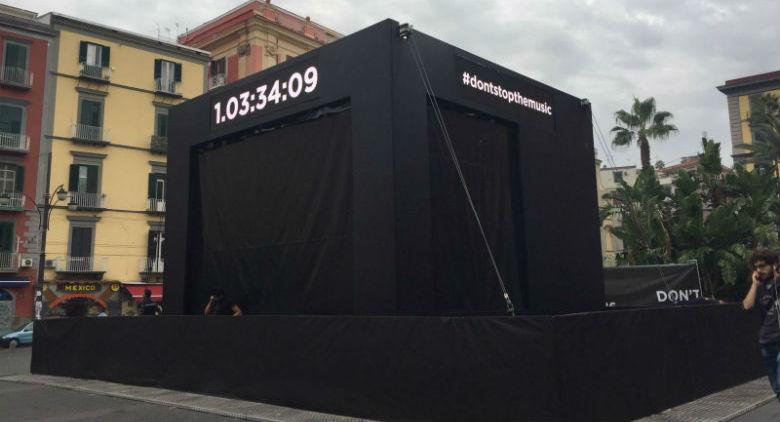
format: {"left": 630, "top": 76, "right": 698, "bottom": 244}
{"left": 613, "top": 171, "right": 623, "bottom": 183}
{"left": 78, "top": 42, "right": 110, "bottom": 68}
{"left": 0, "top": 222, "right": 12, "bottom": 252}
{"left": 148, "top": 172, "right": 166, "bottom": 200}
{"left": 155, "top": 108, "right": 168, "bottom": 138}
{"left": 0, "top": 163, "right": 15, "bottom": 193}
{"left": 154, "top": 59, "right": 181, "bottom": 93}
{"left": 78, "top": 97, "right": 103, "bottom": 127}
{"left": 209, "top": 58, "right": 225, "bottom": 77}
{"left": 0, "top": 104, "right": 23, "bottom": 135}
{"left": 68, "top": 164, "right": 98, "bottom": 194}
{"left": 69, "top": 226, "right": 93, "bottom": 258}
{"left": 2, "top": 40, "right": 29, "bottom": 84}
{"left": 148, "top": 230, "right": 165, "bottom": 260}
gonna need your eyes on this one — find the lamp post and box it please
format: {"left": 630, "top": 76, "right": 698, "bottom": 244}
{"left": 33, "top": 185, "right": 70, "bottom": 320}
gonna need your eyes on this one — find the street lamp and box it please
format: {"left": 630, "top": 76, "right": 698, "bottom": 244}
{"left": 34, "top": 184, "right": 69, "bottom": 320}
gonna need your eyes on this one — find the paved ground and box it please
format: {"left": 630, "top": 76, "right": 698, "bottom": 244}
{"left": 0, "top": 380, "right": 250, "bottom": 422}
{"left": 0, "top": 344, "right": 31, "bottom": 377}
{"left": 2, "top": 346, "right": 779, "bottom": 421}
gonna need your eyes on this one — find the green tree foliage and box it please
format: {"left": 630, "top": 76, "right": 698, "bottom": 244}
{"left": 745, "top": 93, "right": 780, "bottom": 172}
{"left": 601, "top": 168, "right": 672, "bottom": 265}
{"left": 611, "top": 97, "right": 678, "bottom": 170}
{"left": 603, "top": 137, "right": 780, "bottom": 300}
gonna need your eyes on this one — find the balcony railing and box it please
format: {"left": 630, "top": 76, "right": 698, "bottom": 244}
{"left": 208, "top": 74, "right": 225, "bottom": 90}
{"left": 0, "top": 133, "right": 29, "bottom": 153}
{"left": 72, "top": 123, "right": 110, "bottom": 145}
{"left": 140, "top": 257, "right": 164, "bottom": 274}
{"left": 0, "top": 192, "right": 25, "bottom": 210}
{"left": 68, "top": 191, "right": 106, "bottom": 210}
{"left": 154, "top": 78, "right": 181, "bottom": 96}
{"left": 150, "top": 135, "right": 167, "bottom": 154}
{"left": 79, "top": 63, "right": 111, "bottom": 81}
{"left": 55, "top": 256, "right": 108, "bottom": 273}
{"left": 147, "top": 197, "right": 166, "bottom": 213}
{"left": 0, "top": 252, "right": 19, "bottom": 272}
{"left": 0, "top": 66, "right": 32, "bottom": 88}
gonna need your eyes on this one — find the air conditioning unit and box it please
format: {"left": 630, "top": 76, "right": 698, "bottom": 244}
{"left": 20, "top": 258, "right": 34, "bottom": 268}
{"left": 45, "top": 259, "right": 55, "bottom": 268}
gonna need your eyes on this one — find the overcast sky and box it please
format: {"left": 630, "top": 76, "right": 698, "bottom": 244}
{"left": 13, "top": 0, "right": 780, "bottom": 168}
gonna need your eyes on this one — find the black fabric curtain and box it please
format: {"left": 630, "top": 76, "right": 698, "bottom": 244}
{"left": 424, "top": 103, "right": 523, "bottom": 314}
{"left": 194, "top": 110, "right": 353, "bottom": 314}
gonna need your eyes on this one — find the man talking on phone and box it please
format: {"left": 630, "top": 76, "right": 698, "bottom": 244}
{"left": 743, "top": 250, "right": 780, "bottom": 401}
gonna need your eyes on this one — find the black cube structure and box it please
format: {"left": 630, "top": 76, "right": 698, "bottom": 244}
{"left": 166, "top": 19, "right": 604, "bottom": 316}
{"left": 32, "top": 20, "right": 764, "bottom": 422}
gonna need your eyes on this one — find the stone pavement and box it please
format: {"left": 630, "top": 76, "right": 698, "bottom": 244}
{"left": 636, "top": 378, "right": 775, "bottom": 422}
{"left": 1, "top": 373, "right": 372, "bottom": 422}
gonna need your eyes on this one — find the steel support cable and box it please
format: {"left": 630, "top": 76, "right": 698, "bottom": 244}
{"left": 405, "top": 34, "right": 515, "bottom": 316}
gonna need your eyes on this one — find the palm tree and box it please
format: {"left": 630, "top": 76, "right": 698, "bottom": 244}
{"left": 610, "top": 97, "right": 678, "bottom": 170}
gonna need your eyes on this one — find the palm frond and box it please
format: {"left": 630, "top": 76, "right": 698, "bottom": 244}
{"left": 653, "top": 111, "right": 674, "bottom": 125}
{"left": 635, "top": 97, "right": 657, "bottom": 125}
{"left": 614, "top": 110, "right": 639, "bottom": 128}
{"left": 611, "top": 127, "right": 634, "bottom": 147}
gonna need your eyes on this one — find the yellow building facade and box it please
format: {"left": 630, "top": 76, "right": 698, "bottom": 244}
{"left": 37, "top": 13, "right": 209, "bottom": 316}
{"left": 717, "top": 70, "right": 780, "bottom": 168}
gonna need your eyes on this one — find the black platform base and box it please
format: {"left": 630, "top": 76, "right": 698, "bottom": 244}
{"left": 32, "top": 305, "right": 763, "bottom": 421}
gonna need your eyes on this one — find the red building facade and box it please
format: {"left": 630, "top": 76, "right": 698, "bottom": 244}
{"left": 179, "top": 0, "right": 340, "bottom": 89}
{"left": 0, "top": 6, "right": 55, "bottom": 331}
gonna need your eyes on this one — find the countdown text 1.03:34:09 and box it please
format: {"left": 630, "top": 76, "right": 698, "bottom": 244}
{"left": 213, "top": 66, "right": 319, "bottom": 126}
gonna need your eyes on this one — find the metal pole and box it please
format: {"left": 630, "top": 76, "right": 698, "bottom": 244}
{"left": 34, "top": 193, "right": 49, "bottom": 320}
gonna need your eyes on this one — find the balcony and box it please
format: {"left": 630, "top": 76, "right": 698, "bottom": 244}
{"left": 154, "top": 78, "right": 181, "bottom": 97}
{"left": 147, "top": 197, "right": 165, "bottom": 213}
{"left": 79, "top": 63, "right": 111, "bottom": 82}
{"left": 0, "top": 252, "right": 19, "bottom": 272}
{"left": 208, "top": 74, "right": 225, "bottom": 90}
{"left": 54, "top": 256, "right": 107, "bottom": 274}
{"left": 0, "top": 66, "right": 33, "bottom": 89}
{"left": 72, "top": 123, "right": 110, "bottom": 145}
{"left": 140, "top": 257, "right": 164, "bottom": 274}
{"left": 68, "top": 191, "right": 106, "bottom": 210}
{"left": 0, "top": 192, "right": 25, "bottom": 211}
{"left": 0, "top": 133, "right": 29, "bottom": 153}
{"left": 150, "top": 135, "right": 167, "bottom": 154}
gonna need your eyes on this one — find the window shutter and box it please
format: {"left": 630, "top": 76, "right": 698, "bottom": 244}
{"left": 0, "top": 222, "right": 12, "bottom": 252}
{"left": 68, "top": 165, "right": 79, "bottom": 192}
{"left": 101, "top": 46, "right": 110, "bottom": 67}
{"left": 86, "top": 165, "right": 99, "bottom": 193}
{"left": 71, "top": 227, "right": 92, "bottom": 257}
{"left": 148, "top": 173, "right": 155, "bottom": 198}
{"left": 79, "top": 41, "right": 87, "bottom": 63}
{"left": 14, "top": 165, "right": 23, "bottom": 192}
{"left": 154, "top": 59, "right": 161, "bottom": 79}
{"left": 147, "top": 230, "right": 157, "bottom": 258}
{"left": 174, "top": 63, "right": 182, "bottom": 82}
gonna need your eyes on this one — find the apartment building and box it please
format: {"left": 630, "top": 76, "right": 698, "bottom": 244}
{"left": 37, "top": 13, "right": 209, "bottom": 316}
{"left": 0, "top": 5, "right": 54, "bottom": 330}
{"left": 178, "top": 0, "right": 341, "bottom": 89}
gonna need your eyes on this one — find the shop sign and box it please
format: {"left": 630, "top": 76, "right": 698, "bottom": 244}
{"left": 59, "top": 282, "right": 101, "bottom": 293}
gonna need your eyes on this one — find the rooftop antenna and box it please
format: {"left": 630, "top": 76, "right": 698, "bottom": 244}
{"left": 153, "top": 20, "right": 160, "bottom": 40}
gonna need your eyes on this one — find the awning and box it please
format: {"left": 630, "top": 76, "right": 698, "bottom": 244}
{"left": 0, "top": 277, "right": 30, "bottom": 288}
{"left": 125, "top": 284, "right": 163, "bottom": 302}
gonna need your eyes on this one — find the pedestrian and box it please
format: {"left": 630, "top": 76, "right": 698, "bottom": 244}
{"left": 204, "top": 287, "right": 242, "bottom": 316}
{"left": 138, "top": 289, "right": 162, "bottom": 316}
{"left": 742, "top": 250, "right": 780, "bottom": 402}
